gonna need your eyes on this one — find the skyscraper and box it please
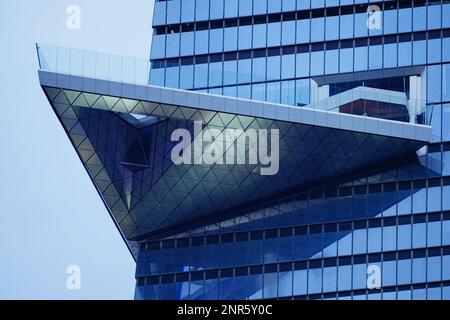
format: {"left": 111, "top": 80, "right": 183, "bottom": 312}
{"left": 38, "top": 0, "right": 450, "bottom": 300}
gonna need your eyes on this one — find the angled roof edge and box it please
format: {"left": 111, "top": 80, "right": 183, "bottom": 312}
{"left": 38, "top": 70, "right": 432, "bottom": 143}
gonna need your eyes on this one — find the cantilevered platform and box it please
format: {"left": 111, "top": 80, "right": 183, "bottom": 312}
{"left": 37, "top": 45, "right": 432, "bottom": 254}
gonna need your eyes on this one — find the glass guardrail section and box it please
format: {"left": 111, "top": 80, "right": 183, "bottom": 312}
{"left": 36, "top": 43, "right": 151, "bottom": 86}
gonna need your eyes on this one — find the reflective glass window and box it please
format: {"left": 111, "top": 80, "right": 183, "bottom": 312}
{"left": 210, "top": 0, "right": 224, "bottom": 20}
{"left": 253, "top": 24, "right": 267, "bottom": 48}
{"left": 252, "top": 57, "right": 266, "bottom": 82}
{"left": 180, "top": 65, "right": 194, "bottom": 89}
{"left": 238, "top": 25, "right": 252, "bottom": 50}
{"left": 224, "top": 0, "right": 238, "bottom": 18}
{"left": 398, "top": 8, "right": 412, "bottom": 33}
{"left": 194, "top": 63, "right": 208, "bottom": 88}
{"left": 181, "top": 0, "right": 195, "bottom": 22}
{"left": 267, "top": 56, "right": 281, "bottom": 80}
{"left": 181, "top": 32, "right": 195, "bottom": 56}
{"left": 195, "top": 30, "right": 209, "bottom": 54}
{"left": 238, "top": 59, "right": 251, "bottom": 84}
{"left": 428, "top": 3, "right": 442, "bottom": 29}
{"left": 296, "top": 19, "right": 310, "bottom": 43}
{"left": 224, "top": 27, "right": 238, "bottom": 51}
{"left": 281, "top": 54, "right": 295, "bottom": 79}
{"left": 166, "top": 33, "right": 180, "bottom": 58}
{"left": 282, "top": 21, "right": 296, "bottom": 45}
{"left": 267, "top": 22, "right": 282, "bottom": 47}
{"left": 239, "top": 0, "right": 253, "bottom": 16}
{"left": 209, "top": 29, "right": 223, "bottom": 53}
{"left": 167, "top": 0, "right": 181, "bottom": 24}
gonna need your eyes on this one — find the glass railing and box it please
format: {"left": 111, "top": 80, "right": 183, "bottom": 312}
{"left": 36, "top": 43, "right": 151, "bottom": 86}
{"left": 308, "top": 86, "right": 428, "bottom": 125}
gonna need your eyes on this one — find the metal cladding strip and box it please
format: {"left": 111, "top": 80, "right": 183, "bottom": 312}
{"left": 38, "top": 70, "right": 432, "bottom": 143}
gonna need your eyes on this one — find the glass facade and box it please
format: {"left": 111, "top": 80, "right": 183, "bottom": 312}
{"left": 140, "top": 0, "right": 450, "bottom": 300}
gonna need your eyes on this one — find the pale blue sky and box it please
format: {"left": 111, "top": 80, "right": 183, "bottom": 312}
{"left": 0, "top": 0, "right": 154, "bottom": 299}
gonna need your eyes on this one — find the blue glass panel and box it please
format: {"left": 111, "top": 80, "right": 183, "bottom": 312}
{"left": 238, "top": 84, "right": 251, "bottom": 99}
{"left": 413, "top": 40, "right": 426, "bottom": 65}
{"left": 224, "top": 27, "right": 238, "bottom": 51}
{"left": 296, "top": 19, "right": 310, "bottom": 43}
{"left": 210, "top": 0, "right": 224, "bottom": 19}
{"left": 165, "top": 66, "right": 179, "bottom": 88}
{"left": 224, "top": 0, "right": 238, "bottom": 18}
{"left": 209, "top": 62, "right": 223, "bottom": 87}
{"left": 337, "top": 266, "right": 351, "bottom": 291}
{"left": 281, "top": 54, "right": 295, "bottom": 79}
{"left": 398, "top": 224, "right": 412, "bottom": 250}
{"left": 267, "top": 22, "right": 282, "bottom": 47}
{"left": 282, "top": 21, "right": 296, "bottom": 45}
{"left": 223, "top": 60, "right": 237, "bottom": 85}
{"left": 383, "top": 9, "right": 397, "bottom": 34}
{"left": 325, "top": 16, "right": 339, "bottom": 41}
{"left": 267, "top": 56, "right": 281, "bottom": 80}
{"left": 310, "top": 17, "right": 324, "bottom": 42}
{"left": 166, "top": 33, "right": 180, "bottom": 58}
{"left": 413, "top": 223, "right": 426, "bottom": 248}
{"left": 340, "top": 48, "right": 354, "bottom": 73}
{"left": 151, "top": 35, "right": 165, "bottom": 59}
{"left": 194, "top": 63, "right": 208, "bottom": 88}
{"left": 412, "top": 7, "right": 426, "bottom": 32}
{"left": 354, "top": 47, "right": 367, "bottom": 71}
{"left": 354, "top": 13, "right": 368, "bottom": 38}
{"left": 427, "top": 4, "right": 442, "bottom": 29}
{"left": 153, "top": 1, "right": 166, "bottom": 26}
{"left": 383, "top": 43, "right": 397, "bottom": 68}
{"left": 296, "top": 79, "right": 310, "bottom": 106}
{"left": 180, "top": 32, "right": 194, "bottom": 56}
{"left": 443, "top": 64, "right": 450, "bottom": 102}
{"left": 308, "top": 268, "right": 322, "bottom": 294}
{"left": 238, "top": 59, "right": 251, "bottom": 84}
{"left": 254, "top": 0, "right": 267, "bottom": 15}
{"left": 296, "top": 53, "right": 310, "bottom": 77}
{"left": 281, "top": 80, "right": 295, "bottom": 105}
{"left": 293, "top": 269, "right": 307, "bottom": 295}
{"left": 398, "top": 42, "right": 412, "bottom": 67}
{"left": 310, "top": 51, "right": 324, "bottom": 76}
{"left": 278, "top": 271, "right": 293, "bottom": 297}
{"left": 340, "top": 15, "right": 353, "bottom": 39}
{"left": 268, "top": 0, "right": 282, "bottom": 13}
{"left": 266, "top": 81, "right": 281, "bottom": 103}
{"left": 196, "top": 0, "right": 210, "bottom": 21}
{"left": 253, "top": 24, "right": 267, "bottom": 48}
{"left": 382, "top": 261, "right": 396, "bottom": 286}
{"left": 181, "top": 0, "right": 195, "bottom": 22}
{"left": 323, "top": 267, "right": 337, "bottom": 293}
{"left": 428, "top": 65, "right": 442, "bottom": 103}
{"left": 325, "top": 49, "right": 338, "bottom": 74}
{"left": 398, "top": 8, "right": 412, "bottom": 33}
{"left": 239, "top": 0, "right": 252, "bottom": 16}
{"left": 180, "top": 65, "right": 194, "bottom": 89}
{"left": 167, "top": 0, "right": 181, "bottom": 24}
{"left": 149, "top": 68, "right": 164, "bottom": 86}
{"left": 428, "top": 39, "right": 445, "bottom": 64}
{"left": 209, "top": 29, "right": 223, "bottom": 53}
{"left": 369, "top": 45, "right": 382, "bottom": 70}
{"left": 398, "top": 259, "right": 412, "bottom": 285}
{"left": 195, "top": 30, "right": 209, "bottom": 54}
{"left": 252, "top": 83, "right": 266, "bottom": 101}
{"left": 412, "top": 258, "right": 427, "bottom": 283}
{"left": 238, "top": 25, "right": 252, "bottom": 50}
